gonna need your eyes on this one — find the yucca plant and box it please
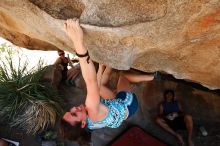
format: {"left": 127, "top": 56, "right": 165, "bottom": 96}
{"left": 0, "top": 44, "right": 62, "bottom": 134}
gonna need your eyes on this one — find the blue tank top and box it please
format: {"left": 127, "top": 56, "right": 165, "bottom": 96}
{"left": 86, "top": 91, "right": 137, "bottom": 130}
{"left": 162, "top": 100, "right": 180, "bottom": 115}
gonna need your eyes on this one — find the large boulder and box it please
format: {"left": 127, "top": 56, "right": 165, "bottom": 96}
{"left": 0, "top": 0, "right": 220, "bottom": 89}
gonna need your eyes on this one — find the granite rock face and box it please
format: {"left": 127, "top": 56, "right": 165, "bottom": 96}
{"left": 0, "top": 0, "right": 220, "bottom": 89}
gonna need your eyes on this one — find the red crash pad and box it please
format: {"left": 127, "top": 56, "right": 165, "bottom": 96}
{"left": 111, "top": 127, "right": 167, "bottom": 146}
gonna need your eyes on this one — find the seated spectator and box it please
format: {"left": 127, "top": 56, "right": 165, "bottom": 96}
{"left": 54, "top": 50, "right": 80, "bottom": 85}
{"left": 156, "top": 90, "right": 194, "bottom": 146}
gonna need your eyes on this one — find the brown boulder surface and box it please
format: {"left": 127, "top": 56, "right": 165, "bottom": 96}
{"left": 0, "top": 0, "right": 220, "bottom": 90}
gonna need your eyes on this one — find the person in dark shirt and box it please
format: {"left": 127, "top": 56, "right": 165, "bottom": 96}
{"left": 156, "top": 90, "right": 194, "bottom": 146}
{"left": 54, "top": 50, "right": 80, "bottom": 85}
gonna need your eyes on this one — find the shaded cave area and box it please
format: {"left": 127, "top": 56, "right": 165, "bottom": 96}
{"left": 1, "top": 64, "right": 220, "bottom": 146}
